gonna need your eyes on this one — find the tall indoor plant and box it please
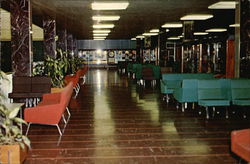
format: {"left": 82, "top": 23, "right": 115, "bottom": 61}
{"left": 0, "top": 72, "right": 31, "bottom": 164}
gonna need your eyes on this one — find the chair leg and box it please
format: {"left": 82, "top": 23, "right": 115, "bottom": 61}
{"left": 62, "top": 114, "right": 67, "bottom": 124}
{"left": 205, "top": 107, "right": 210, "bottom": 119}
{"left": 182, "top": 103, "right": 185, "bottom": 112}
{"left": 212, "top": 107, "right": 216, "bottom": 118}
{"left": 56, "top": 124, "right": 62, "bottom": 136}
{"left": 66, "top": 107, "right": 71, "bottom": 119}
{"left": 26, "top": 123, "right": 31, "bottom": 136}
{"left": 225, "top": 106, "right": 229, "bottom": 119}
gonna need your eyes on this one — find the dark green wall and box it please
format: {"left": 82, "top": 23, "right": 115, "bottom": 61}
{"left": 0, "top": 41, "right": 44, "bottom": 72}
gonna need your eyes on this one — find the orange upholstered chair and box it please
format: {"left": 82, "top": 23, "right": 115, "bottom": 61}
{"left": 231, "top": 129, "right": 250, "bottom": 163}
{"left": 24, "top": 82, "right": 73, "bottom": 136}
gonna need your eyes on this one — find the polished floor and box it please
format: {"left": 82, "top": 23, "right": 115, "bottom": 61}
{"left": 25, "top": 69, "right": 250, "bottom": 164}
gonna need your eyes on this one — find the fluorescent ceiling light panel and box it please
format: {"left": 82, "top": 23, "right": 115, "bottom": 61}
{"left": 93, "top": 30, "right": 111, "bottom": 33}
{"left": 92, "top": 15, "right": 120, "bottom": 21}
{"left": 208, "top": 1, "right": 236, "bottom": 9}
{"left": 93, "top": 24, "right": 114, "bottom": 28}
{"left": 143, "top": 33, "right": 158, "bottom": 36}
{"left": 91, "top": 2, "right": 129, "bottom": 10}
{"left": 93, "top": 33, "right": 109, "bottom": 36}
{"left": 131, "top": 38, "right": 136, "bottom": 40}
{"left": 194, "top": 32, "right": 209, "bottom": 35}
{"left": 229, "top": 24, "right": 240, "bottom": 27}
{"left": 136, "top": 35, "right": 145, "bottom": 39}
{"left": 168, "top": 37, "right": 180, "bottom": 40}
{"left": 206, "top": 28, "right": 227, "bottom": 32}
{"left": 93, "top": 36, "right": 106, "bottom": 39}
{"left": 150, "top": 29, "right": 159, "bottom": 33}
{"left": 162, "top": 23, "right": 183, "bottom": 28}
{"left": 180, "top": 14, "right": 213, "bottom": 20}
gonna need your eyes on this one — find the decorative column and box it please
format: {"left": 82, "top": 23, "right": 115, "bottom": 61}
{"left": 235, "top": 0, "right": 250, "bottom": 77}
{"left": 10, "top": 0, "right": 33, "bottom": 76}
{"left": 67, "top": 33, "right": 74, "bottom": 56}
{"left": 73, "top": 37, "right": 78, "bottom": 56}
{"left": 43, "top": 17, "right": 56, "bottom": 58}
{"left": 57, "top": 29, "right": 67, "bottom": 52}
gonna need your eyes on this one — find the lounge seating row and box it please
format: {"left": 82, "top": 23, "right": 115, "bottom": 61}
{"left": 127, "top": 63, "right": 161, "bottom": 86}
{"left": 161, "top": 75, "right": 250, "bottom": 119}
{"left": 160, "top": 73, "right": 214, "bottom": 102}
{"left": 64, "top": 66, "right": 88, "bottom": 98}
{"left": 24, "top": 66, "right": 88, "bottom": 136}
{"left": 24, "top": 82, "right": 74, "bottom": 136}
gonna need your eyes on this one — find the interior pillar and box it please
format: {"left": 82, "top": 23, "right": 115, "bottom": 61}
{"left": 67, "top": 33, "right": 74, "bottom": 56}
{"left": 43, "top": 17, "right": 56, "bottom": 58}
{"left": 57, "top": 29, "right": 67, "bottom": 52}
{"left": 10, "top": 0, "right": 33, "bottom": 76}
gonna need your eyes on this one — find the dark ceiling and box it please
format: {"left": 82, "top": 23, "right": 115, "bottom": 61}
{"left": 4, "top": 0, "right": 236, "bottom": 39}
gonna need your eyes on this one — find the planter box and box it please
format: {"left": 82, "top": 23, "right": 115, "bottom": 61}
{"left": 0, "top": 145, "right": 28, "bottom": 164}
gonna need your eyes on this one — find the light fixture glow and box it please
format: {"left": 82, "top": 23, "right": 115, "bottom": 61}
{"left": 136, "top": 35, "right": 145, "bottom": 39}
{"left": 93, "top": 24, "right": 114, "bottom": 29}
{"left": 93, "top": 33, "right": 109, "bottom": 36}
{"left": 229, "top": 24, "right": 240, "bottom": 27}
{"left": 142, "top": 33, "right": 158, "bottom": 36}
{"left": 180, "top": 14, "right": 213, "bottom": 20}
{"left": 93, "top": 30, "right": 111, "bottom": 33}
{"left": 93, "top": 36, "right": 107, "bottom": 39}
{"left": 162, "top": 23, "right": 183, "bottom": 28}
{"left": 168, "top": 37, "right": 180, "bottom": 40}
{"left": 91, "top": 2, "right": 129, "bottom": 10}
{"left": 205, "top": 28, "right": 227, "bottom": 32}
{"left": 131, "top": 38, "right": 136, "bottom": 40}
{"left": 194, "top": 32, "right": 209, "bottom": 35}
{"left": 178, "top": 35, "right": 184, "bottom": 38}
{"left": 208, "top": 1, "right": 236, "bottom": 9}
{"left": 166, "top": 29, "right": 170, "bottom": 32}
{"left": 92, "top": 15, "right": 120, "bottom": 21}
{"left": 150, "top": 29, "right": 159, "bottom": 33}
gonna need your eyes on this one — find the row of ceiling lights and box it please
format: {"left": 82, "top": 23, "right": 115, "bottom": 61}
{"left": 92, "top": 2, "right": 129, "bottom": 40}
{"left": 132, "top": 1, "right": 237, "bottom": 41}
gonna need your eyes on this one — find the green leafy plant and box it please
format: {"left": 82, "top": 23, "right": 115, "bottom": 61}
{"left": 44, "top": 49, "right": 70, "bottom": 88}
{"left": 33, "top": 62, "right": 45, "bottom": 76}
{"left": 0, "top": 104, "right": 31, "bottom": 149}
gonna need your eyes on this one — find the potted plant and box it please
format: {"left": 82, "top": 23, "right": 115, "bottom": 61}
{"left": 0, "top": 72, "right": 31, "bottom": 164}
{"left": 44, "top": 49, "right": 70, "bottom": 88}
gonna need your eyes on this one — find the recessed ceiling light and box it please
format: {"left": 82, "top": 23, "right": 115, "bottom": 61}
{"left": 93, "top": 24, "right": 114, "bottom": 29}
{"left": 136, "top": 35, "right": 145, "bottom": 39}
{"left": 194, "top": 32, "right": 209, "bottom": 35}
{"left": 91, "top": 2, "right": 129, "bottom": 10}
{"left": 168, "top": 37, "right": 180, "bottom": 40}
{"left": 166, "top": 29, "right": 170, "bottom": 32}
{"left": 93, "top": 36, "right": 106, "bottom": 39}
{"left": 208, "top": 1, "right": 236, "bottom": 9}
{"left": 93, "top": 33, "right": 109, "bottom": 36}
{"left": 162, "top": 23, "right": 183, "bottom": 28}
{"left": 229, "top": 24, "right": 240, "bottom": 27}
{"left": 143, "top": 33, "right": 158, "bottom": 36}
{"left": 131, "top": 38, "right": 136, "bottom": 40}
{"left": 92, "top": 15, "right": 120, "bottom": 21}
{"left": 180, "top": 14, "right": 213, "bottom": 20}
{"left": 150, "top": 29, "right": 159, "bottom": 33}
{"left": 206, "top": 28, "right": 227, "bottom": 32}
{"left": 93, "top": 30, "right": 111, "bottom": 33}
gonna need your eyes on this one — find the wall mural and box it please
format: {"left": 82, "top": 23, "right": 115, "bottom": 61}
{"left": 78, "top": 50, "right": 136, "bottom": 65}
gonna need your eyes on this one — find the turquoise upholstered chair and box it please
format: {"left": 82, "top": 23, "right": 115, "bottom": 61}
{"left": 173, "top": 79, "right": 199, "bottom": 112}
{"left": 198, "top": 79, "right": 231, "bottom": 119}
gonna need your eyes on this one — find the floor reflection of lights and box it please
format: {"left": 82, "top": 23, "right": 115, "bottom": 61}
{"left": 93, "top": 89, "right": 120, "bottom": 159}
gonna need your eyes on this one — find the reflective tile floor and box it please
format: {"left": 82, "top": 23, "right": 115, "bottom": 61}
{"left": 25, "top": 69, "right": 250, "bottom": 164}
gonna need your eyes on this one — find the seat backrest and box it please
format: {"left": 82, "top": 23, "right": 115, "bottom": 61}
{"left": 198, "top": 79, "right": 227, "bottom": 100}
{"left": 231, "top": 79, "right": 250, "bottom": 100}
{"left": 12, "top": 76, "right": 32, "bottom": 93}
{"left": 142, "top": 67, "right": 153, "bottom": 77}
